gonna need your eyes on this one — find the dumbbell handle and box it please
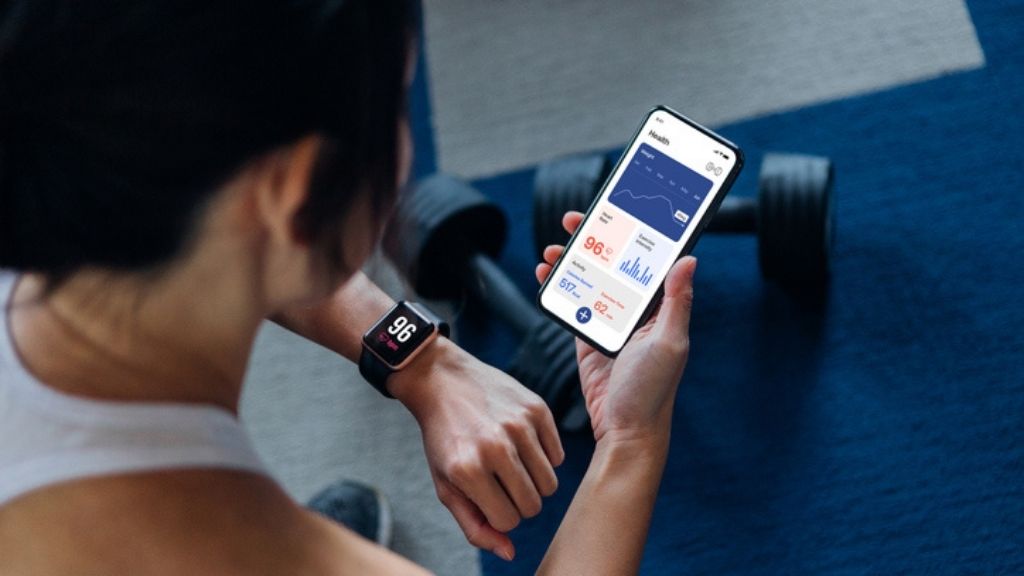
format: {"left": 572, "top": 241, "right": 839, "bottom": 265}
{"left": 705, "top": 195, "right": 756, "bottom": 233}
{"left": 463, "top": 253, "right": 545, "bottom": 336}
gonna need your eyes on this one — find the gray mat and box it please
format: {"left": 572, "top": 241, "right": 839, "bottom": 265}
{"left": 423, "top": 0, "right": 984, "bottom": 178}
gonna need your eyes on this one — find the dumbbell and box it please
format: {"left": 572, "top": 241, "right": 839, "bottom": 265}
{"left": 385, "top": 174, "right": 589, "bottom": 432}
{"left": 533, "top": 152, "right": 835, "bottom": 292}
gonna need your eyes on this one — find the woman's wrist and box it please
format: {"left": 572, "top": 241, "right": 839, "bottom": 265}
{"left": 385, "top": 335, "right": 460, "bottom": 414}
{"left": 594, "top": 426, "right": 672, "bottom": 469}
{"left": 593, "top": 394, "right": 676, "bottom": 455}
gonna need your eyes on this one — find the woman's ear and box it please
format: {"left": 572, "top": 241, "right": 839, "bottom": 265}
{"left": 253, "top": 135, "right": 321, "bottom": 249}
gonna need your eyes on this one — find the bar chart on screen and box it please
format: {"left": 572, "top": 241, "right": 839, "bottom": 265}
{"left": 614, "top": 229, "right": 672, "bottom": 289}
{"left": 618, "top": 256, "right": 654, "bottom": 286}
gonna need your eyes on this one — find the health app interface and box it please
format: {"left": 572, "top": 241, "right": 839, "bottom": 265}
{"left": 540, "top": 110, "right": 738, "bottom": 353}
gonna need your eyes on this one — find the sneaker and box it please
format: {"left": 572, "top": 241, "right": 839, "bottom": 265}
{"left": 306, "top": 479, "right": 393, "bottom": 547}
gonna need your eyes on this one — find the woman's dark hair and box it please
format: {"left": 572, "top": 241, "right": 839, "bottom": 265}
{"left": 0, "top": 0, "right": 417, "bottom": 277}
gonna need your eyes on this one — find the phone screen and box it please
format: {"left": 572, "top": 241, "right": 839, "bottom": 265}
{"left": 538, "top": 107, "right": 742, "bottom": 355}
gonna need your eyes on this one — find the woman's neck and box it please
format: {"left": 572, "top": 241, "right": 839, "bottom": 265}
{"left": 8, "top": 261, "right": 267, "bottom": 413}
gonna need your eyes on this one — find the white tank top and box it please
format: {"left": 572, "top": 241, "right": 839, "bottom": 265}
{"left": 0, "top": 272, "right": 267, "bottom": 507}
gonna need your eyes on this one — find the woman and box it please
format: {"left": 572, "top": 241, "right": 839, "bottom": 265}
{"left": 0, "top": 1, "right": 697, "bottom": 574}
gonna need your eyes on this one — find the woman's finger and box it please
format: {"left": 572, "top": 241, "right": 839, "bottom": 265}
{"left": 437, "top": 480, "right": 515, "bottom": 561}
{"left": 562, "top": 211, "right": 584, "bottom": 235}
{"left": 535, "top": 212, "right": 583, "bottom": 286}
{"left": 535, "top": 263, "right": 553, "bottom": 284}
{"left": 533, "top": 399, "right": 565, "bottom": 468}
{"left": 452, "top": 467, "right": 521, "bottom": 534}
{"left": 542, "top": 244, "right": 564, "bottom": 265}
{"left": 494, "top": 450, "right": 544, "bottom": 520}
{"left": 518, "top": 425, "right": 560, "bottom": 497}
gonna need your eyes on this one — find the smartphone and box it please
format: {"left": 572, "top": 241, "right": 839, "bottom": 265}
{"left": 537, "top": 106, "right": 744, "bottom": 356}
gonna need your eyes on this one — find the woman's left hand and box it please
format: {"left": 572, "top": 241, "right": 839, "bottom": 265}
{"left": 388, "top": 339, "right": 564, "bottom": 562}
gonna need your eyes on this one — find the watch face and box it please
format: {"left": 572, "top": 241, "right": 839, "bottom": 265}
{"left": 362, "top": 303, "right": 436, "bottom": 368}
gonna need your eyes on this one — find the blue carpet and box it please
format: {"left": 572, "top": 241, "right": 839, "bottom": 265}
{"left": 410, "top": 1, "right": 1024, "bottom": 574}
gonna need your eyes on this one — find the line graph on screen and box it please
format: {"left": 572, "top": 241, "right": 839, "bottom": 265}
{"left": 609, "top": 187, "right": 689, "bottom": 241}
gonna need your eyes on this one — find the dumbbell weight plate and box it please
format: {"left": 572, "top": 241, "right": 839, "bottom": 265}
{"left": 757, "top": 153, "right": 834, "bottom": 289}
{"left": 385, "top": 174, "right": 507, "bottom": 300}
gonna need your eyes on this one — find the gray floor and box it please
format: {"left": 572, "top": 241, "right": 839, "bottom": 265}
{"left": 240, "top": 2, "right": 984, "bottom": 574}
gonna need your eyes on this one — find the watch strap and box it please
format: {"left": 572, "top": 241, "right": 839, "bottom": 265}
{"left": 410, "top": 302, "right": 451, "bottom": 338}
{"left": 359, "top": 347, "right": 398, "bottom": 398}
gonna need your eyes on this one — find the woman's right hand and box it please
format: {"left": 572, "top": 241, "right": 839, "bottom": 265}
{"left": 535, "top": 211, "right": 696, "bottom": 446}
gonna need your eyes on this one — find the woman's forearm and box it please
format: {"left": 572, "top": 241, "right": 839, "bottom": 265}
{"left": 273, "top": 271, "right": 393, "bottom": 362}
{"left": 538, "top": 432, "right": 670, "bottom": 576}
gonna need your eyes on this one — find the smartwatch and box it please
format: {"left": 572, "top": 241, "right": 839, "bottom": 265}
{"left": 359, "top": 301, "right": 450, "bottom": 398}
